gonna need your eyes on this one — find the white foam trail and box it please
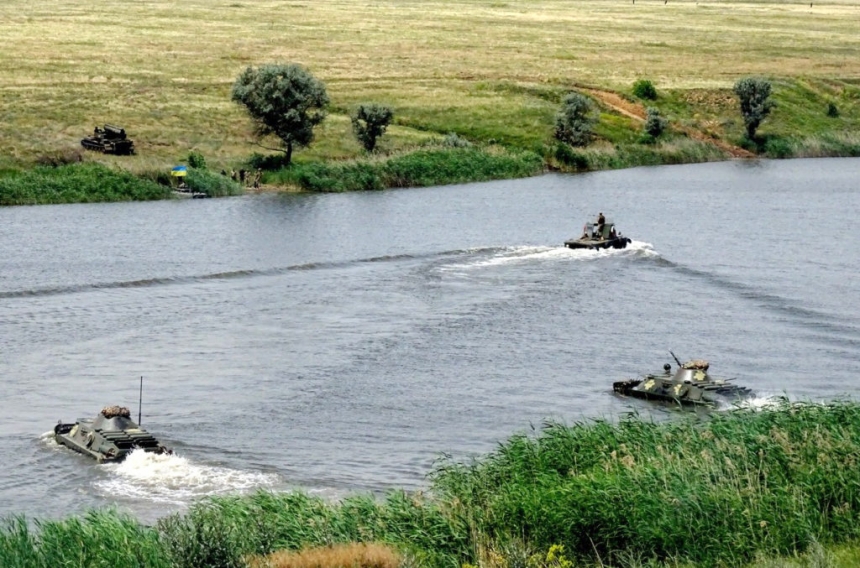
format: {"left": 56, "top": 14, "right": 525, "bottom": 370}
{"left": 441, "top": 241, "right": 659, "bottom": 272}
{"left": 95, "top": 449, "right": 279, "bottom": 504}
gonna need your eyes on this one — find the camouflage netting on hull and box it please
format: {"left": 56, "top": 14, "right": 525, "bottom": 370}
{"left": 682, "top": 359, "right": 710, "bottom": 371}
{"left": 101, "top": 405, "right": 131, "bottom": 418}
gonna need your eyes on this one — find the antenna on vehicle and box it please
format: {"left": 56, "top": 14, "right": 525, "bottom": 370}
{"left": 138, "top": 375, "right": 143, "bottom": 425}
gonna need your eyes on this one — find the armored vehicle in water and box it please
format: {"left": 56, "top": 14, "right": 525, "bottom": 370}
{"left": 565, "top": 219, "right": 631, "bottom": 250}
{"left": 81, "top": 124, "right": 135, "bottom": 155}
{"left": 54, "top": 405, "right": 170, "bottom": 463}
{"left": 613, "top": 353, "right": 754, "bottom": 407}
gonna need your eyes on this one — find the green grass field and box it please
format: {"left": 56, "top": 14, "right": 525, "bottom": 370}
{"left": 1, "top": 0, "right": 859, "bottom": 181}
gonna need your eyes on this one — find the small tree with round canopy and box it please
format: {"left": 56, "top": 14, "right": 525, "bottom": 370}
{"left": 231, "top": 63, "right": 329, "bottom": 166}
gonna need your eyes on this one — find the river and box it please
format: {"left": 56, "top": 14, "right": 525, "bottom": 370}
{"left": 1, "top": 157, "right": 858, "bottom": 523}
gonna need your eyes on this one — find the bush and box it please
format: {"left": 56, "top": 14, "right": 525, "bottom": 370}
{"left": 187, "top": 151, "right": 207, "bottom": 169}
{"left": 34, "top": 148, "right": 84, "bottom": 168}
{"left": 185, "top": 168, "right": 244, "bottom": 197}
{"left": 643, "top": 107, "right": 668, "bottom": 138}
{"left": 442, "top": 132, "right": 472, "bottom": 148}
{"left": 827, "top": 101, "right": 840, "bottom": 118}
{"left": 553, "top": 144, "right": 589, "bottom": 170}
{"left": 554, "top": 93, "right": 596, "bottom": 147}
{"left": 763, "top": 136, "right": 794, "bottom": 158}
{"left": 632, "top": 79, "right": 658, "bottom": 100}
{"left": 351, "top": 103, "right": 394, "bottom": 152}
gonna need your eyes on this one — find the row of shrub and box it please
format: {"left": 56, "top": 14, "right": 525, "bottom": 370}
{"left": 4, "top": 401, "right": 860, "bottom": 567}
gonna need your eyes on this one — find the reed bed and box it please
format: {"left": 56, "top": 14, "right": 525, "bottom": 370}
{"left": 0, "top": 510, "right": 168, "bottom": 568}
{"left": 0, "top": 163, "right": 171, "bottom": 206}
{"left": 431, "top": 400, "right": 860, "bottom": 565}
{"left": 4, "top": 401, "right": 860, "bottom": 567}
{"left": 270, "top": 147, "right": 544, "bottom": 192}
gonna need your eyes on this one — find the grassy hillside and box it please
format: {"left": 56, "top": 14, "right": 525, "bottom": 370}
{"left": 1, "top": 0, "right": 859, "bottom": 185}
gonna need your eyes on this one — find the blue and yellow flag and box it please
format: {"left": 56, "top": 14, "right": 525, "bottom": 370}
{"left": 171, "top": 165, "right": 187, "bottom": 177}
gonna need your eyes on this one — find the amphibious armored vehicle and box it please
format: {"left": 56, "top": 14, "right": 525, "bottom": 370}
{"left": 81, "top": 124, "right": 135, "bottom": 155}
{"left": 613, "top": 353, "right": 754, "bottom": 407}
{"left": 54, "top": 405, "right": 170, "bottom": 463}
{"left": 565, "top": 220, "right": 631, "bottom": 250}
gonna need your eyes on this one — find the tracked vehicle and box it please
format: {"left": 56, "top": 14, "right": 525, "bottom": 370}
{"left": 54, "top": 405, "right": 170, "bottom": 463}
{"left": 81, "top": 124, "right": 135, "bottom": 155}
{"left": 613, "top": 353, "right": 754, "bottom": 407}
{"left": 565, "top": 220, "right": 631, "bottom": 250}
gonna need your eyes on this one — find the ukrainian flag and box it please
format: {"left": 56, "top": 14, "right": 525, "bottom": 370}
{"left": 171, "top": 165, "right": 187, "bottom": 177}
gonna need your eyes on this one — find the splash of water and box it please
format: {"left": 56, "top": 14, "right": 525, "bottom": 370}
{"left": 94, "top": 449, "right": 279, "bottom": 505}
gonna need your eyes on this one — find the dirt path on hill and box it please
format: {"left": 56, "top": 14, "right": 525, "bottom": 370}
{"left": 581, "top": 87, "right": 756, "bottom": 159}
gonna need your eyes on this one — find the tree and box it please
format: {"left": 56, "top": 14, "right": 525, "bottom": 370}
{"left": 231, "top": 64, "right": 329, "bottom": 166}
{"left": 555, "top": 93, "right": 596, "bottom": 147}
{"left": 734, "top": 77, "right": 774, "bottom": 139}
{"left": 351, "top": 104, "right": 394, "bottom": 152}
{"left": 644, "top": 107, "right": 668, "bottom": 138}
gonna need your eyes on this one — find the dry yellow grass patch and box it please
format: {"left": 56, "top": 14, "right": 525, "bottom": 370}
{"left": 1, "top": 0, "right": 859, "bottom": 167}
{"left": 250, "top": 542, "right": 402, "bottom": 568}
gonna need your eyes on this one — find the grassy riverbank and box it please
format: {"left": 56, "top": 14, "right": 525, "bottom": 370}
{"left": 4, "top": 401, "right": 860, "bottom": 567}
{"left": 1, "top": 0, "right": 859, "bottom": 198}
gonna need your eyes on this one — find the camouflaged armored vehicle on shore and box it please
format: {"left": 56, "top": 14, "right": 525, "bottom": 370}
{"left": 565, "top": 219, "right": 631, "bottom": 250}
{"left": 613, "top": 353, "right": 754, "bottom": 406}
{"left": 54, "top": 405, "right": 170, "bottom": 463}
{"left": 81, "top": 124, "right": 135, "bottom": 155}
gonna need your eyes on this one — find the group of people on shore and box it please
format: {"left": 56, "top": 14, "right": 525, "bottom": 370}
{"left": 220, "top": 168, "right": 262, "bottom": 189}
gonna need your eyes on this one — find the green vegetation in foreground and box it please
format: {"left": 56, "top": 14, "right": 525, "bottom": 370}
{"left": 5, "top": 401, "right": 860, "bottom": 567}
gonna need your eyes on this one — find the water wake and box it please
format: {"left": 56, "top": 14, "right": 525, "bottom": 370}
{"left": 440, "top": 241, "right": 659, "bottom": 272}
{"left": 95, "top": 450, "right": 279, "bottom": 505}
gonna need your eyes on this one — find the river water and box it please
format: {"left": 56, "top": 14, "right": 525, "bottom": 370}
{"left": 1, "top": 157, "right": 858, "bottom": 523}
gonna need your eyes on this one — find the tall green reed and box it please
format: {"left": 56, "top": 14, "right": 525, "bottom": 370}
{"left": 0, "top": 510, "right": 168, "bottom": 568}
{"left": 0, "top": 163, "right": 170, "bottom": 206}
{"left": 430, "top": 401, "right": 860, "bottom": 566}
{"left": 270, "top": 147, "right": 544, "bottom": 192}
